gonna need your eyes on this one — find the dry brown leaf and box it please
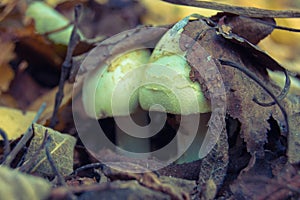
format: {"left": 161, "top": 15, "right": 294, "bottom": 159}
{"left": 231, "top": 161, "right": 300, "bottom": 200}
{"left": 182, "top": 26, "right": 229, "bottom": 191}
{"left": 0, "top": 38, "right": 15, "bottom": 94}
{"left": 78, "top": 180, "right": 177, "bottom": 200}
{"left": 275, "top": 97, "right": 300, "bottom": 164}
{"left": 101, "top": 162, "right": 190, "bottom": 200}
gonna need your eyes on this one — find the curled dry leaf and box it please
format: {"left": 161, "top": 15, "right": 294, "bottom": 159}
{"left": 23, "top": 123, "right": 76, "bottom": 176}
{"left": 180, "top": 17, "right": 296, "bottom": 157}
{"left": 182, "top": 24, "right": 229, "bottom": 190}
{"left": 210, "top": 12, "right": 275, "bottom": 45}
{"left": 177, "top": 14, "right": 300, "bottom": 197}
{"left": 285, "top": 107, "right": 300, "bottom": 163}
{"left": 101, "top": 162, "right": 190, "bottom": 200}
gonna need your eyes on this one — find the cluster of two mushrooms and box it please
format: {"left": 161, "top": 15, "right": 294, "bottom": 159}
{"left": 80, "top": 23, "right": 213, "bottom": 164}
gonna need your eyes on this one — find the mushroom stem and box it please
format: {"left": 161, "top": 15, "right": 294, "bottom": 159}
{"left": 176, "top": 112, "right": 211, "bottom": 164}
{"left": 115, "top": 106, "right": 151, "bottom": 158}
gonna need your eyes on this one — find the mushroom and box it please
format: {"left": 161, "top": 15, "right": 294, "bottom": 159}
{"left": 82, "top": 49, "right": 152, "bottom": 154}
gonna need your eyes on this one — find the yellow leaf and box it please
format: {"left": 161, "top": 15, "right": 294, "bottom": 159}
{"left": 0, "top": 107, "right": 36, "bottom": 140}
{"left": 0, "top": 166, "right": 51, "bottom": 200}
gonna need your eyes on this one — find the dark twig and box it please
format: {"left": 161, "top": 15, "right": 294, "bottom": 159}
{"left": 162, "top": 0, "right": 300, "bottom": 18}
{"left": 2, "top": 103, "right": 46, "bottom": 166}
{"left": 0, "top": 128, "right": 10, "bottom": 164}
{"left": 219, "top": 59, "right": 289, "bottom": 134}
{"left": 45, "top": 135, "right": 77, "bottom": 199}
{"left": 72, "top": 163, "right": 105, "bottom": 176}
{"left": 18, "top": 130, "right": 49, "bottom": 173}
{"left": 45, "top": 135, "right": 66, "bottom": 186}
{"left": 46, "top": 137, "right": 77, "bottom": 200}
{"left": 244, "top": 17, "right": 300, "bottom": 33}
{"left": 253, "top": 69, "right": 291, "bottom": 106}
{"left": 65, "top": 163, "right": 105, "bottom": 181}
{"left": 49, "top": 5, "right": 82, "bottom": 128}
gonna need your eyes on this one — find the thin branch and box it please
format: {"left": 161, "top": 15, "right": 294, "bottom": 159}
{"left": 72, "top": 163, "right": 104, "bottom": 176}
{"left": 45, "top": 135, "right": 65, "bottom": 186}
{"left": 253, "top": 69, "right": 290, "bottom": 106}
{"left": 244, "top": 17, "right": 300, "bottom": 32}
{"left": 46, "top": 135, "right": 76, "bottom": 200}
{"left": 162, "top": 0, "right": 300, "bottom": 18}
{"left": 2, "top": 103, "right": 46, "bottom": 166}
{"left": 50, "top": 5, "right": 82, "bottom": 128}
{"left": 50, "top": 4, "right": 82, "bottom": 128}
{"left": 218, "top": 59, "right": 289, "bottom": 134}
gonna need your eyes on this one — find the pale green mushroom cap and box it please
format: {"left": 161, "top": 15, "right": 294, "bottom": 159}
{"left": 139, "top": 22, "right": 211, "bottom": 115}
{"left": 82, "top": 50, "right": 150, "bottom": 119}
{"left": 139, "top": 54, "right": 211, "bottom": 115}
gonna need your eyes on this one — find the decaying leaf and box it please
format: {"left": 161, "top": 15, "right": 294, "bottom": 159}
{"left": 174, "top": 14, "right": 300, "bottom": 198}
{"left": 210, "top": 12, "right": 275, "bottom": 45}
{"left": 78, "top": 180, "right": 183, "bottom": 200}
{"left": 180, "top": 21, "right": 229, "bottom": 192}
{"left": 0, "top": 107, "right": 36, "bottom": 140}
{"left": 230, "top": 161, "right": 300, "bottom": 199}
{"left": 24, "top": 123, "right": 76, "bottom": 176}
{"left": 101, "top": 162, "right": 191, "bottom": 200}
{"left": 0, "top": 166, "right": 51, "bottom": 200}
{"left": 181, "top": 17, "right": 290, "bottom": 157}
{"left": 77, "top": 177, "right": 195, "bottom": 200}
{"left": 286, "top": 109, "right": 300, "bottom": 163}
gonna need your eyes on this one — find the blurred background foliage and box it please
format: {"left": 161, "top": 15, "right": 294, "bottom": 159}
{"left": 46, "top": 0, "right": 300, "bottom": 72}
